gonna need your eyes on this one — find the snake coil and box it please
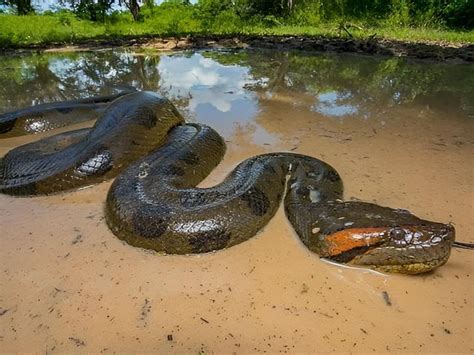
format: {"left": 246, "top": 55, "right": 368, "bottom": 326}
{"left": 1, "top": 91, "right": 469, "bottom": 274}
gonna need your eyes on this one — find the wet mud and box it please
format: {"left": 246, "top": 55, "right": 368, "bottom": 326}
{"left": 0, "top": 49, "right": 473, "bottom": 353}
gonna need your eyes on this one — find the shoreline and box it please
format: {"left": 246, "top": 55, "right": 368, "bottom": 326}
{"left": 2, "top": 34, "right": 473, "bottom": 62}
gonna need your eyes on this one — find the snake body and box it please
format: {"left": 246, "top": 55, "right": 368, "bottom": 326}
{"left": 0, "top": 88, "right": 136, "bottom": 137}
{"left": 0, "top": 91, "right": 460, "bottom": 274}
{"left": 0, "top": 91, "right": 183, "bottom": 195}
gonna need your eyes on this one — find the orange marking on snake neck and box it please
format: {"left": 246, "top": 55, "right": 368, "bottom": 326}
{"left": 325, "top": 227, "right": 387, "bottom": 256}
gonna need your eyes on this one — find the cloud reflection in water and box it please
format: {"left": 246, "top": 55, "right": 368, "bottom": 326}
{"left": 312, "top": 92, "right": 358, "bottom": 118}
{"left": 158, "top": 52, "right": 277, "bottom": 144}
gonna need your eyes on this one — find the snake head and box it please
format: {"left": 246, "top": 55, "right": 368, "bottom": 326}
{"left": 305, "top": 202, "right": 456, "bottom": 274}
{"left": 327, "top": 223, "right": 455, "bottom": 274}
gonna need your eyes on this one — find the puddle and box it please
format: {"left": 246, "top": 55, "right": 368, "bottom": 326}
{"left": 0, "top": 49, "right": 473, "bottom": 353}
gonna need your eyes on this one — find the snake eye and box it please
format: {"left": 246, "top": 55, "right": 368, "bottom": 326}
{"left": 389, "top": 228, "right": 405, "bottom": 240}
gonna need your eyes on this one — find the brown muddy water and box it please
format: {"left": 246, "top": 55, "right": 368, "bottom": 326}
{"left": 0, "top": 49, "right": 473, "bottom": 353}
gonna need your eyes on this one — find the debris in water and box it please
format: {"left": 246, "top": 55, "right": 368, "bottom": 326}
{"left": 382, "top": 291, "right": 392, "bottom": 306}
{"left": 68, "top": 337, "right": 85, "bottom": 347}
{"left": 71, "top": 234, "right": 83, "bottom": 245}
{"left": 139, "top": 298, "right": 151, "bottom": 325}
{"left": 0, "top": 308, "right": 9, "bottom": 316}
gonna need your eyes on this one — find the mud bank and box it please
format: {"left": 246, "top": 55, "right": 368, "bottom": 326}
{"left": 4, "top": 34, "right": 473, "bottom": 62}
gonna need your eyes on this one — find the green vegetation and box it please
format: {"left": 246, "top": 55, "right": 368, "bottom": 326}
{"left": 0, "top": 0, "right": 473, "bottom": 48}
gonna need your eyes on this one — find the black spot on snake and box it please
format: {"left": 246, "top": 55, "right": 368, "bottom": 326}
{"left": 295, "top": 185, "right": 309, "bottom": 196}
{"left": 180, "top": 191, "right": 207, "bottom": 208}
{"left": 179, "top": 151, "right": 200, "bottom": 165}
{"left": 325, "top": 169, "right": 341, "bottom": 182}
{"left": 132, "top": 207, "right": 171, "bottom": 239}
{"left": 240, "top": 187, "right": 270, "bottom": 216}
{"left": 264, "top": 164, "right": 277, "bottom": 174}
{"left": 189, "top": 229, "right": 231, "bottom": 253}
{"left": 136, "top": 106, "right": 158, "bottom": 128}
{"left": 163, "top": 164, "right": 185, "bottom": 177}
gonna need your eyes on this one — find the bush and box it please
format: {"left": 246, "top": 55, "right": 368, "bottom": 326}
{"left": 443, "top": 0, "right": 474, "bottom": 29}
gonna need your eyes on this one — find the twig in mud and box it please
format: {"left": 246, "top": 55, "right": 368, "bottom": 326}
{"left": 382, "top": 291, "right": 392, "bottom": 306}
{"left": 68, "top": 337, "right": 85, "bottom": 347}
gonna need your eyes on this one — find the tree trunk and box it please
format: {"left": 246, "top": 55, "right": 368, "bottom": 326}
{"left": 97, "top": 0, "right": 114, "bottom": 22}
{"left": 15, "top": 0, "right": 34, "bottom": 15}
{"left": 127, "top": 0, "right": 141, "bottom": 21}
{"left": 287, "top": 0, "right": 293, "bottom": 11}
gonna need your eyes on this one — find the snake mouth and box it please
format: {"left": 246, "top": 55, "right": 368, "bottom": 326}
{"left": 0, "top": 114, "right": 15, "bottom": 134}
{"left": 327, "top": 245, "right": 377, "bottom": 264}
{"left": 323, "top": 224, "right": 455, "bottom": 274}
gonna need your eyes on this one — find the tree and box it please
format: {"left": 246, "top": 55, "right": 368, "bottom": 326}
{"left": 60, "top": 0, "right": 114, "bottom": 21}
{"left": 234, "top": 0, "right": 292, "bottom": 17}
{"left": 0, "top": 0, "right": 34, "bottom": 15}
{"left": 120, "top": 0, "right": 141, "bottom": 21}
{"left": 197, "top": 0, "right": 234, "bottom": 18}
{"left": 61, "top": 0, "right": 149, "bottom": 22}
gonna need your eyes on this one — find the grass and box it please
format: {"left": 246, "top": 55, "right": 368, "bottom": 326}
{"left": 0, "top": 13, "right": 104, "bottom": 47}
{"left": 1, "top": 9, "right": 473, "bottom": 49}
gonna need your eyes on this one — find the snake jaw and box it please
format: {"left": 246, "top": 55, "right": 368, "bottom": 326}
{"left": 322, "top": 227, "right": 387, "bottom": 265}
{"left": 323, "top": 227, "right": 388, "bottom": 256}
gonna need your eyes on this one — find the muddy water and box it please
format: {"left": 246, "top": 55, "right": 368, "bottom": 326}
{"left": 0, "top": 49, "right": 473, "bottom": 353}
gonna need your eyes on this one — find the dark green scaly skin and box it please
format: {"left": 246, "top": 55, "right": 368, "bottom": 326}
{"left": 105, "top": 123, "right": 455, "bottom": 274}
{"left": 0, "top": 91, "right": 458, "bottom": 274}
{"left": 0, "top": 88, "right": 136, "bottom": 137}
{"left": 0, "top": 91, "right": 184, "bottom": 195}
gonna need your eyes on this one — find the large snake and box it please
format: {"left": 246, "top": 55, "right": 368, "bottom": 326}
{"left": 0, "top": 86, "right": 137, "bottom": 137}
{"left": 1, "top": 91, "right": 471, "bottom": 274}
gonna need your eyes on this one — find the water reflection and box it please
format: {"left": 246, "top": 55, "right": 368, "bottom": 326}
{"left": 312, "top": 92, "right": 358, "bottom": 118}
{"left": 158, "top": 53, "right": 256, "bottom": 113}
{"left": 156, "top": 53, "right": 265, "bottom": 140}
{"left": 1, "top": 49, "right": 472, "bottom": 140}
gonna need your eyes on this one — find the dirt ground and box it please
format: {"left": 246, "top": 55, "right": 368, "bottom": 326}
{"left": 1, "top": 87, "right": 472, "bottom": 352}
